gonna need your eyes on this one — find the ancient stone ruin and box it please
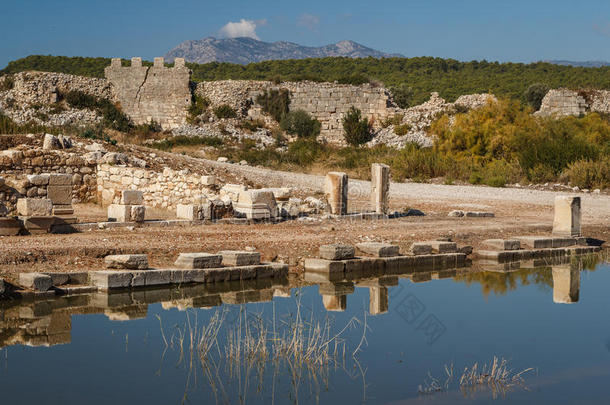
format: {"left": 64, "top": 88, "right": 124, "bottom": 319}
{"left": 104, "top": 57, "right": 191, "bottom": 129}
{"left": 537, "top": 88, "right": 610, "bottom": 117}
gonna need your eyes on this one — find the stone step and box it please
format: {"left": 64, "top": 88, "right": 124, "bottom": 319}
{"left": 356, "top": 242, "right": 400, "bottom": 257}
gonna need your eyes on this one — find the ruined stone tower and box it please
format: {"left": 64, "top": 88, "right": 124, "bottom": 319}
{"left": 104, "top": 57, "right": 191, "bottom": 129}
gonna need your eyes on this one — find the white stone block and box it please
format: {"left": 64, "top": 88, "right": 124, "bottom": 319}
{"left": 107, "top": 204, "right": 131, "bottom": 222}
{"left": 17, "top": 198, "right": 52, "bottom": 216}
{"left": 121, "top": 190, "right": 143, "bottom": 205}
{"left": 553, "top": 196, "right": 581, "bottom": 237}
{"left": 105, "top": 254, "right": 149, "bottom": 269}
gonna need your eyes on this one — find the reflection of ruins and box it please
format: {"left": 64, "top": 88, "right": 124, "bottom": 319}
{"left": 0, "top": 255, "right": 597, "bottom": 349}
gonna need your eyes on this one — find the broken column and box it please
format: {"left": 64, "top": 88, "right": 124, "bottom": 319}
{"left": 324, "top": 172, "right": 348, "bottom": 215}
{"left": 107, "top": 190, "right": 145, "bottom": 223}
{"left": 552, "top": 264, "right": 580, "bottom": 304}
{"left": 370, "top": 163, "right": 390, "bottom": 214}
{"left": 552, "top": 196, "right": 581, "bottom": 237}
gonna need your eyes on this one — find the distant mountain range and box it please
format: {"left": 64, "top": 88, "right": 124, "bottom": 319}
{"left": 545, "top": 60, "right": 610, "bottom": 68}
{"left": 164, "top": 37, "right": 404, "bottom": 64}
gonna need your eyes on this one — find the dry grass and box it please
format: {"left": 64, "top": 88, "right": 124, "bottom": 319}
{"left": 419, "top": 357, "right": 534, "bottom": 399}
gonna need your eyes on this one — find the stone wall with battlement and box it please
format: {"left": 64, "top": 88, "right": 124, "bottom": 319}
{"left": 104, "top": 57, "right": 191, "bottom": 129}
{"left": 195, "top": 80, "right": 398, "bottom": 144}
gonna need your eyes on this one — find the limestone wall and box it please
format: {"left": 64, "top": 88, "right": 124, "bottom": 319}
{"left": 96, "top": 164, "right": 216, "bottom": 209}
{"left": 196, "top": 80, "right": 398, "bottom": 144}
{"left": 104, "top": 57, "right": 191, "bottom": 129}
{"left": 537, "top": 89, "right": 587, "bottom": 117}
{"left": 0, "top": 148, "right": 97, "bottom": 214}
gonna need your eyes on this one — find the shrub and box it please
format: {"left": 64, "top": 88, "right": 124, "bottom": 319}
{"left": 280, "top": 110, "right": 321, "bottom": 138}
{"left": 342, "top": 107, "right": 372, "bottom": 146}
{"left": 381, "top": 114, "right": 404, "bottom": 128}
{"left": 336, "top": 74, "right": 370, "bottom": 86}
{"left": 238, "top": 119, "right": 266, "bottom": 132}
{"left": 394, "top": 123, "right": 411, "bottom": 136}
{"left": 80, "top": 127, "right": 117, "bottom": 145}
{"left": 256, "top": 89, "right": 290, "bottom": 122}
{"left": 390, "top": 84, "right": 413, "bottom": 109}
{"left": 0, "top": 76, "right": 14, "bottom": 91}
{"left": 188, "top": 94, "right": 210, "bottom": 123}
{"left": 64, "top": 90, "right": 98, "bottom": 110}
{"left": 132, "top": 120, "right": 161, "bottom": 135}
{"left": 562, "top": 157, "right": 610, "bottom": 189}
{"left": 213, "top": 104, "right": 237, "bottom": 119}
{"left": 149, "top": 135, "right": 224, "bottom": 151}
{"left": 97, "top": 99, "right": 132, "bottom": 132}
{"left": 523, "top": 83, "right": 550, "bottom": 111}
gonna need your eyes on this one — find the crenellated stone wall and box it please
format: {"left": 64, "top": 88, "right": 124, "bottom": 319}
{"left": 104, "top": 57, "right": 191, "bottom": 129}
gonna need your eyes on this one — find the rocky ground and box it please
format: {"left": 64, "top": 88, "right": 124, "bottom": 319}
{"left": 0, "top": 179, "right": 608, "bottom": 285}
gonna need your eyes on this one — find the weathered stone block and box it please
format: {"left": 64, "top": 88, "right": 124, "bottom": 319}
{"left": 356, "top": 242, "right": 399, "bottom": 257}
{"left": 22, "top": 216, "right": 55, "bottom": 234}
{"left": 553, "top": 196, "right": 581, "bottom": 237}
{"left": 89, "top": 271, "right": 133, "bottom": 290}
{"left": 515, "top": 236, "right": 553, "bottom": 249}
{"left": 47, "top": 185, "right": 72, "bottom": 205}
{"left": 176, "top": 204, "right": 198, "bottom": 220}
{"left": 483, "top": 239, "right": 521, "bottom": 251}
{"left": 370, "top": 163, "right": 390, "bottom": 214}
{"left": 105, "top": 254, "right": 149, "bottom": 270}
{"left": 27, "top": 174, "right": 50, "bottom": 186}
{"left": 410, "top": 242, "right": 432, "bottom": 255}
{"left": 319, "top": 244, "right": 355, "bottom": 260}
{"left": 107, "top": 204, "right": 131, "bottom": 222}
{"left": 324, "top": 172, "right": 348, "bottom": 215}
{"left": 219, "top": 250, "right": 261, "bottom": 266}
{"left": 17, "top": 198, "right": 52, "bottom": 216}
{"left": 428, "top": 241, "right": 458, "bottom": 253}
{"left": 121, "top": 190, "right": 143, "bottom": 205}
{"left": 0, "top": 218, "right": 22, "bottom": 236}
{"left": 304, "top": 258, "right": 345, "bottom": 276}
{"left": 19, "top": 273, "right": 53, "bottom": 291}
{"left": 49, "top": 173, "right": 72, "bottom": 186}
{"left": 175, "top": 253, "right": 222, "bottom": 269}
{"left": 130, "top": 205, "right": 145, "bottom": 222}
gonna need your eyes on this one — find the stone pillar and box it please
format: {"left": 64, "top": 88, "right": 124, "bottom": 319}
{"left": 322, "top": 295, "right": 347, "bottom": 311}
{"left": 174, "top": 58, "right": 186, "bottom": 68}
{"left": 369, "top": 286, "right": 389, "bottom": 315}
{"left": 370, "top": 163, "right": 390, "bottom": 214}
{"left": 552, "top": 264, "right": 580, "bottom": 304}
{"left": 110, "top": 58, "right": 122, "bottom": 68}
{"left": 153, "top": 57, "right": 164, "bottom": 68}
{"left": 131, "top": 57, "right": 142, "bottom": 67}
{"left": 324, "top": 172, "right": 348, "bottom": 215}
{"left": 552, "top": 196, "right": 581, "bottom": 237}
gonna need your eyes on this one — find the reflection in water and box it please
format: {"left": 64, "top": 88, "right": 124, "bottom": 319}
{"left": 552, "top": 265, "right": 580, "bottom": 304}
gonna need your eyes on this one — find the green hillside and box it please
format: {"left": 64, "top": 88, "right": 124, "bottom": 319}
{"left": 2, "top": 54, "right": 610, "bottom": 106}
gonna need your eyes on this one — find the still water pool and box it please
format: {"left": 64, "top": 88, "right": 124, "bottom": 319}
{"left": 0, "top": 256, "right": 608, "bottom": 404}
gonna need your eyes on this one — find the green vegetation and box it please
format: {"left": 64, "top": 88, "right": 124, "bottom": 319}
{"left": 187, "top": 94, "right": 210, "bottom": 123}
{"left": 5, "top": 55, "right": 610, "bottom": 106}
{"left": 0, "top": 76, "right": 14, "bottom": 91}
{"left": 79, "top": 127, "right": 117, "bottom": 145}
{"left": 213, "top": 104, "right": 237, "bottom": 119}
{"left": 63, "top": 90, "right": 131, "bottom": 132}
{"left": 280, "top": 110, "right": 321, "bottom": 138}
{"left": 342, "top": 107, "right": 372, "bottom": 146}
{"left": 256, "top": 89, "right": 290, "bottom": 122}
{"left": 523, "top": 83, "right": 550, "bottom": 110}
{"left": 148, "top": 135, "right": 224, "bottom": 151}
{"left": 237, "top": 119, "right": 266, "bottom": 132}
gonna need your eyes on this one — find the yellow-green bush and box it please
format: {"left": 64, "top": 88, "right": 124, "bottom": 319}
{"left": 562, "top": 157, "right": 610, "bottom": 189}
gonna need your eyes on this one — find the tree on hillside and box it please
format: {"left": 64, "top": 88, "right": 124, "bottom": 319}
{"left": 342, "top": 107, "right": 372, "bottom": 146}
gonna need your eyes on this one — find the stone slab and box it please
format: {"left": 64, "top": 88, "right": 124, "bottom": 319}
{"left": 107, "top": 204, "right": 131, "bottom": 222}
{"left": 121, "top": 190, "right": 143, "bottom": 205}
{"left": 483, "top": 239, "right": 521, "bottom": 251}
{"left": 410, "top": 242, "right": 432, "bottom": 255}
{"left": 105, "top": 254, "right": 149, "bottom": 270}
{"left": 17, "top": 198, "right": 52, "bottom": 216}
{"left": 427, "top": 241, "right": 458, "bottom": 253}
{"left": 319, "top": 244, "right": 355, "bottom": 260}
{"left": 515, "top": 236, "right": 553, "bottom": 249}
{"left": 219, "top": 250, "right": 261, "bottom": 266}
{"left": 356, "top": 242, "right": 399, "bottom": 257}
{"left": 304, "top": 258, "right": 345, "bottom": 278}
{"left": 19, "top": 273, "right": 53, "bottom": 292}
{"left": 0, "top": 217, "right": 22, "bottom": 236}
{"left": 130, "top": 205, "right": 145, "bottom": 222}
{"left": 175, "top": 253, "right": 222, "bottom": 269}
{"left": 22, "top": 216, "right": 55, "bottom": 234}
{"left": 48, "top": 174, "right": 72, "bottom": 186}
{"left": 89, "top": 271, "right": 133, "bottom": 290}
{"left": 47, "top": 185, "right": 72, "bottom": 205}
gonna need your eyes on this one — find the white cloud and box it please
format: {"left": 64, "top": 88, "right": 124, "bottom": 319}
{"left": 298, "top": 13, "right": 320, "bottom": 31}
{"left": 219, "top": 19, "right": 261, "bottom": 40}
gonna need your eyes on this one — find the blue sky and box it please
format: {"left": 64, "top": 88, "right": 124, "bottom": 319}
{"left": 1, "top": 0, "right": 610, "bottom": 68}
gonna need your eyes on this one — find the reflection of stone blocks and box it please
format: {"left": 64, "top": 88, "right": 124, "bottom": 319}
{"left": 322, "top": 295, "right": 346, "bottom": 311}
{"left": 552, "top": 265, "right": 580, "bottom": 304}
{"left": 17, "top": 198, "right": 52, "bottom": 216}
{"left": 553, "top": 196, "right": 581, "bottom": 237}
